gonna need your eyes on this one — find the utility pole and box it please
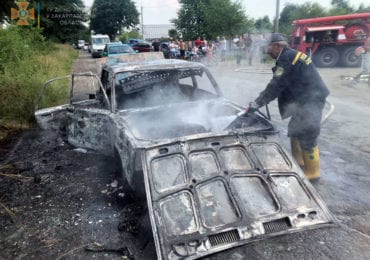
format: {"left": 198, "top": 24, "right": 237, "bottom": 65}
{"left": 141, "top": 6, "right": 144, "bottom": 39}
{"left": 274, "top": 0, "right": 280, "bottom": 33}
{"left": 37, "top": 2, "right": 41, "bottom": 30}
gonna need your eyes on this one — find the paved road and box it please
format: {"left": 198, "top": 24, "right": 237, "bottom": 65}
{"left": 207, "top": 62, "right": 370, "bottom": 259}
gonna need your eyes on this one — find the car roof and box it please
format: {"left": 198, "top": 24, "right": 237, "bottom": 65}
{"left": 92, "top": 34, "right": 109, "bottom": 37}
{"left": 106, "top": 42, "right": 123, "bottom": 46}
{"left": 132, "top": 41, "right": 151, "bottom": 45}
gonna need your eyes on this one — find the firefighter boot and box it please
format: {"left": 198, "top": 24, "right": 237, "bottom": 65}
{"left": 302, "top": 146, "right": 320, "bottom": 180}
{"left": 290, "top": 137, "right": 304, "bottom": 169}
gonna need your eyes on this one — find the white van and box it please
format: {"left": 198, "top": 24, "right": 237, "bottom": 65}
{"left": 90, "top": 34, "right": 110, "bottom": 58}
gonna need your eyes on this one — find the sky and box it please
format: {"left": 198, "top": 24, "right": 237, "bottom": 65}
{"left": 83, "top": 0, "right": 368, "bottom": 25}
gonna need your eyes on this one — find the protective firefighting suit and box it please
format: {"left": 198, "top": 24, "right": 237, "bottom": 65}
{"left": 255, "top": 47, "right": 330, "bottom": 179}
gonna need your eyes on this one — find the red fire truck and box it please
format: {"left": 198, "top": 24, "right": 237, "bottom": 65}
{"left": 290, "top": 13, "right": 370, "bottom": 67}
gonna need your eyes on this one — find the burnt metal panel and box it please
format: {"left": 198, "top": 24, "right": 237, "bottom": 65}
{"left": 208, "top": 229, "right": 240, "bottom": 247}
{"left": 250, "top": 142, "right": 292, "bottom": 171}
{"left": 142, "top": 134, "right": 335, "bottom": 260}
{"left": 158, "top": 191, "right": 198, "bottom": 236}
{"left": 196, "top": 179, "right": 240, "bottom": 228}
{"left": 230, "top": 175, "right": 278, "bottom": 218}
{"left": 151, "top": 154, "right": 188, "bottom": 193}
{"left": 263, "top": 217, "right": 292, "bottom": 234}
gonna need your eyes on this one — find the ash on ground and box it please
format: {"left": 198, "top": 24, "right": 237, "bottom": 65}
{"left": 0, "top": 129, "right": 155, "bottom": 259}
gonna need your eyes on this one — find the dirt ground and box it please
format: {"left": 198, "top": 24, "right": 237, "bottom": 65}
{"left": 1, "top": 51, "right": 370, "bottom": 259}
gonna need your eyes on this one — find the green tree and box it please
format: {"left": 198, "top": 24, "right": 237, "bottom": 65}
{"left": 40, "top": 0, "right": 88, "bottom": 43}
{"left": 331, "top": 0, "right": 352, "bottom": 10}
{"left": 0, "top": 0, "right": 13, "bottom": 23}
{"left": 172, "top": 0, "right": 206, "bottom": 40}
{"left": 254, "top": 16, "right": 273, "bottom": 33}
{"left": 278, "top": 4, "right": 299, "bottom": 36}
{"left": 168, "top": 29, "right": 179, "bottom": 39}
{"left": 288, "top": 3, "right": 327, "bottom": 21}
{"left": 357, "top": 3, "right": 370, "bottom": 13}
{"left": 90, "top": 0, "right": 139, "bottom": 40}
{"left": 329, "top": 0, "right": 354, "bottom": 15}
{"left": 202, "top": 0, "right": 253, "bottom": 39}
{"left": 278, "top": 3, "right": 327, "bottom": 36}
{"left": 119, "top": 29, "right": 140, "bottom": 42}
{"left": 173, "top": 0, "right": 252, "bottom": 40}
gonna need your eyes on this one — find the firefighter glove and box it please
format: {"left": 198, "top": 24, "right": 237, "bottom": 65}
{"left": 248, "top": 101, "right": 260, "bottom": 112}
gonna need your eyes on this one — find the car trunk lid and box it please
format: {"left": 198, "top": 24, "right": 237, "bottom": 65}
{"left": 142, "top": 134, "right": 335, "bottom": 260}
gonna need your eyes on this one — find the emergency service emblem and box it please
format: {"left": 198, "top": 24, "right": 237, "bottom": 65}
{"left": 274, "top": 66, "right": 284, "bottom": 77}
{"left": 11, "top": 2, "right": 35, "bottom": 26}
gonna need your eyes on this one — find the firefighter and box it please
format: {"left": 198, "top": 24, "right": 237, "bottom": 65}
{"left": 249, "top": 33, "right": 330, "bottom": 180}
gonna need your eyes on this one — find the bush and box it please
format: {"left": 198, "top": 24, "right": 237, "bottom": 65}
{"left": 0, "top": 26, "right": 77, "bottom": 126}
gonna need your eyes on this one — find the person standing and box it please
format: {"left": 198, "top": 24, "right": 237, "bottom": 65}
{"left": 248, "top": 35, "right": 257, "bottom": 65}
{"left": 220, "top": 36, "right": 227, "bottom": 62}
{"left": 152, "top": 38, "right": 161, "bottom": 52}
{"left": 195, "top": 36, "right": 202, "bottom": 48}
{"left": 169, "top": 39, "right": 178, "bottom": 59}
{"left": 206, "top": 42, "right": 213, "bottom": 65}
{"left": 249, "top": 33, "right": 330, "bottom": 180}
{"left": 234, "top": 36, "right": 244, "bottom": 65}
{"left": 178, "top": 38, "right": 186, "bottom": 60}
{"left": 353, "top": 36, "right": 370, "bottom": 86}
{"left": 258, "top": 35, "right": 268, "bottom": 64}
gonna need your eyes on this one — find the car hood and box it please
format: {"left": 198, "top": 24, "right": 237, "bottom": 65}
{"left": 118, "top": 100, "right": 273, "bottom": 141}
{"left": 142, "top": 134, "right": 335, "bottom": 259}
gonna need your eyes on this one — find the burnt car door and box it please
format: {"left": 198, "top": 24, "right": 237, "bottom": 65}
{"left": 35, "top": 75, "right": 75, "bottom": 131}
{"left": 142, "top": 134, "right": 335, "bottom": 260}
{"left": 35, "top": 73, "right": 112, "bottom": 153}
{"left": 65, "top": 72, "right": 113, "bottom": 152}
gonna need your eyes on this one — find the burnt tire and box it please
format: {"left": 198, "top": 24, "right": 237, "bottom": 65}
{"left": 340, "top": 46, "right": 362, "bottom": 67}
{"left": 313, "top": 47, "right": 340, "bottom": 67}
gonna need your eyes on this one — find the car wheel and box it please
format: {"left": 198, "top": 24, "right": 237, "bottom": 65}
{"left": 340, "top": 46, "right": 362, "bottom": 67}
{"left": 313, "top": 47, "right": 339, "bottom": 67}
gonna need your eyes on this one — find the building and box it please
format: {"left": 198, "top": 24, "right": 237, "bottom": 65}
{"left": 143, "top": 24, "right": 175, "bottom": 40}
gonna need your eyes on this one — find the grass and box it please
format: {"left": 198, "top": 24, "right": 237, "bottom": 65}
{"left": 0, "top": 42, "right": 78, "bottom": 129}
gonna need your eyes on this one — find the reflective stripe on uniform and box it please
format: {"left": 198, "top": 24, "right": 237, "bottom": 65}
{"left": 292, "top": 51, "right": 302, "bottom": 65}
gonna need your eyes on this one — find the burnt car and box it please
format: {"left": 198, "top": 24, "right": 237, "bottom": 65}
{"left": 35, "top": 53, "right": 335, "bottom": 260}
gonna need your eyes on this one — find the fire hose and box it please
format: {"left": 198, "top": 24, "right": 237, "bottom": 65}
{"left": 229, "top": 99, "right": 334, "bottom": 129}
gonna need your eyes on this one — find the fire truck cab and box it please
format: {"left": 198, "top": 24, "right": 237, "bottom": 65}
{"left": 291, "top": 13, "right": 370, "bottom": 67}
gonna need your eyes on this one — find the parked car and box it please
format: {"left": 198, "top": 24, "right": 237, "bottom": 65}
{"left": 35, "top": 53, "right": 335, "bottom": 260}
{"left": 77, "top": 39, "right": 85, "bottom": 49}
{"left": 131, "top": 40, "right": 152, "bottom": 52}
{"left": 127, "top": 38, "right": 140, "bottom": 45}
{"left": 102, "top": 42, "right": 136, "bottom": 57}
{"left": 83, "top": 43, "right": 89, "bottom": 51}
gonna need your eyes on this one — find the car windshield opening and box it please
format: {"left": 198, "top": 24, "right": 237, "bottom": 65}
{"left": 93, "top": 38, "right": 110, "bottom": 44}
{"left": 114, "top": 68, "right": 216, "bottom": 109}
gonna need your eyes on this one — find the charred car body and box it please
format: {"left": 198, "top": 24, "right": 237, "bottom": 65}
{"left": 35, "top": 53, "right": 335, "bottom": 260}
